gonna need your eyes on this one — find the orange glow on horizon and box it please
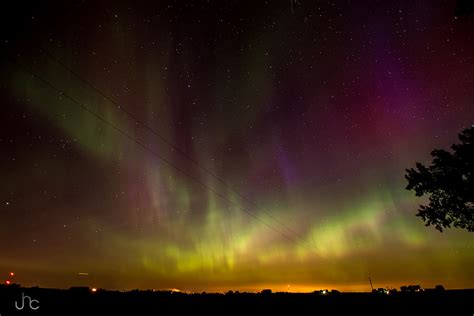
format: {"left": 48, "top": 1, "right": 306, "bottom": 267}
{"left": 201, "top": 283, "right": 372, "bottom": 294}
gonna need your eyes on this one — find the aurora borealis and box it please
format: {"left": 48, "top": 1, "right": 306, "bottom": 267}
{"left": 0, "top": 0, "right": 473, "bottom": 293}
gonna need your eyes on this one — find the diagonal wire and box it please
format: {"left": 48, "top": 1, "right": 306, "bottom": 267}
{"left": 8, "top": 56, "right": 320, "bottom": 257}
{"left": 38, "top": 47, "right": 313, "bottom": 247}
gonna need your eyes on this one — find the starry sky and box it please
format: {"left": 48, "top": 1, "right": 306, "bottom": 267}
{"left": 0, "top": 0, "right": 473, "bottom": 292}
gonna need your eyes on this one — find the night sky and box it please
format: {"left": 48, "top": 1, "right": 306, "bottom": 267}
{"left": 0, "top": 1, "right": 473, "bottom": 292}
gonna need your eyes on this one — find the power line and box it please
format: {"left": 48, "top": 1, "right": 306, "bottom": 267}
{"left": 38, "top": 47, "right": 312, "bottom": 248}
{"left": 8, "top": 56, "right": 320, "bottom": 258}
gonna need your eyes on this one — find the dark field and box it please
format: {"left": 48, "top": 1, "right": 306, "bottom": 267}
{"left": 0, "top": 285, "right": 472, "bottom": 315}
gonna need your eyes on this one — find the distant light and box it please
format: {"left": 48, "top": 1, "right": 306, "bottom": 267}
{"left": 5, "top": 280, "right": 11, "bottom": 285}
{"left": 91, "top": 288, "right": 97, "bottom": 293}
{"left": 9, "top": 272, "right": 14, "bottom": 277}
{"left": 322, "top": 290, "right": 327, "bottom": 294}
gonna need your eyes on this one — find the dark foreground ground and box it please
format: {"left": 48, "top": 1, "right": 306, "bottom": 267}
{"left": 0, "top": 285, "right": 472, "bottom": 315}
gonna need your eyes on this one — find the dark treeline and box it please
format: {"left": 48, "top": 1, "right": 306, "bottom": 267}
{"left": 0, "top": 285, "right": 472, "bottom": 315}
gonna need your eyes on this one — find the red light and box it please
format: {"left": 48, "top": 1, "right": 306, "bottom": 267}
{"left": 9, "top": 272, "right": 14, "bottom": 277}
{"left": 5, "top": 280, "right": 11, "bottom": 285}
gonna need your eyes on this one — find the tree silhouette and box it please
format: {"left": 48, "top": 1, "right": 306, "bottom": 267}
{"left": 405, "top": 126, "right": 474, "bottom": 232}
